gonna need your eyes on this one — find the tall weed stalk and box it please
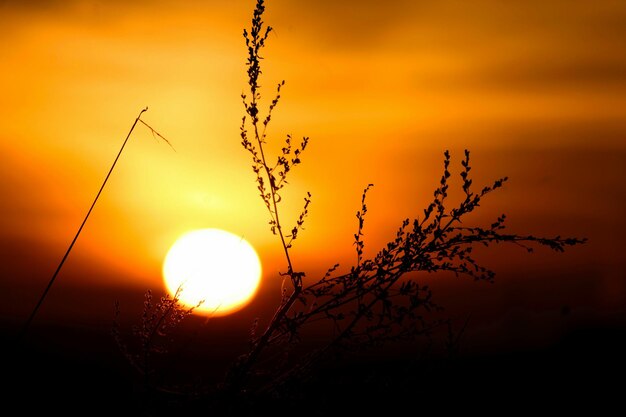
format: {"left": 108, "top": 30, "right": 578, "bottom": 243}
{"left": 115, "top": 0, "right": 586, "bottom": 410}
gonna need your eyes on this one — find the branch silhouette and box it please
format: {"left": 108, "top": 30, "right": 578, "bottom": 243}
{"left": 114, "top": 0, "right": 587, "bottom": 413}
{"left": 223, "top": 0, "right": 586, "bottom": 398}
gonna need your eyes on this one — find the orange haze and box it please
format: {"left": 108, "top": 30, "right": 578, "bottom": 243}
{"left": 0, "top": 1, "right": 624, "bottom": 342}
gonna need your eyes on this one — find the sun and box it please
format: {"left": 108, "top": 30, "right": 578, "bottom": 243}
{"left": 162, "top": 228, "right": 262, "bottom": 317}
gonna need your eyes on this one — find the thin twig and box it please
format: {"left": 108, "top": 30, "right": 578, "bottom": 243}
{"left": 19, "top": 106, "right": 173, "bottom": 340}
{"left": 139, "top": 119, "right": 176, "bottom": 152}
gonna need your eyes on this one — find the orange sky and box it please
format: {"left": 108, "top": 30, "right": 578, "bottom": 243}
{"left": 0, "top": 0, "right": 624, "bottom": 340}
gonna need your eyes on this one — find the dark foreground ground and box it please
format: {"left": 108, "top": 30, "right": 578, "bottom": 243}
{"left": 3, "top": 316, "right": 625, "bottom": 416}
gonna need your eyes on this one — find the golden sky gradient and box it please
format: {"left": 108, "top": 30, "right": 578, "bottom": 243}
{"left": 1, "top": 0, "right": 624, "bottom": 328}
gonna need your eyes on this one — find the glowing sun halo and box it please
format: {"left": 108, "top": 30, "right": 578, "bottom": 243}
{"left": 162, "top": 228, "right": 262, "bottom": 317}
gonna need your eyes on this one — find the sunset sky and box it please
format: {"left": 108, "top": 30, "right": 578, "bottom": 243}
{"left": 1, "top": 0, "right": 624, "bottom": 359}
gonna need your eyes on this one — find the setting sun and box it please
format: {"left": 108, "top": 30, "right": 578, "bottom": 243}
{"left": 162, "top": 228, "right": 262, "bottom": 317}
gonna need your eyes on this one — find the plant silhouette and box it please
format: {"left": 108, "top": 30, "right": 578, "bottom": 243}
{"left": 114, "top": 0, "right": 586, "bottom": 414}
